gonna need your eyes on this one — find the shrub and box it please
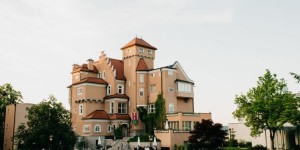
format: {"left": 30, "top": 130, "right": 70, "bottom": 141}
{"left": 252, "top": 144, "right": 267, "bottom": 150}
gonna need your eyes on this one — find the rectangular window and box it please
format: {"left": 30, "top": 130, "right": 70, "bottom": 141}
{"left": 102, "top": 71, "right": 106, "bottom": 79}
{"left": 110, "top": 102, "right": 114, "bottom": 113}
{"left": 97, "top": 73, "right": 101, "bottom": 78}
{"left": 169, "top": 121, "right": 179, "bottom": 130}
{"left": 182, "top": 121, "right": 192, "bottom": 131}
{"left": 77, "top": 87, "right": 83, "bottom": 95}
{"left": 83, "top": 125, "right": 90, "bottom": 132}
{"left": 139, "top": 74, "right": 144, "bottom": 83}
{"left": 118, "top": 84, "right": 124, "bottom": 94}
{"left": 168, "top": 70, "right": 173, "bottom": 75}
{"left": 79, "top": 104, "right": 83, "bottom": 115}
{"left": 148, "top": 104, "right": 155, "bottom": 113}
{"left": 139, "top": 88, "right": 144, "bottom": 97}
{"left": 169, "top": 87, "right": 174, "bottom": 92}
{"left": 139, "top": 48, "right": 144, "bottom": 53}
{"left": 150, "top": 84, "right": 156, "bottom": 92}
{"left": 118, "top": 102, "right": 127, "bottom": 114}
{"left": 169, "top": 103, "right": 174, "bottom": 113}
{"left": 177, "top": 82, "right": 192, "bottom": 93}
{"left": 147, "top": 50, "right": 152, "bottom": 54}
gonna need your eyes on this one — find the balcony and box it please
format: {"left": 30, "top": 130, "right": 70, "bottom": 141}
{"left": 175, "top": 91, "right": 193, "bottom": 98}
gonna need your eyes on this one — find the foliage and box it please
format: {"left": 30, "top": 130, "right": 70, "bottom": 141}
{"left": 155, "top": 93, "right": 166, "bottom": 129}
{"left": 290, "top": 72, "right": 300, "bottom": 83}
{"left": 224, "top": 139, "right": 238, "bottom": 147}
{"left": 188, "top": 119, "right": 227, "bottom": 150}
{"left": 0, "top": 83, "right": 22, "bottom": 150}
{"left": 252, "top": 144, "right": 267, "bottom": 150}
{"left": 114, "top": 126, "right": 123, "bottom": 140}
{"left": 233, "top": 70, "right": 300, "bottom": 150}
{"left": 14, "top": 95, "right": 76, "bottom": 150}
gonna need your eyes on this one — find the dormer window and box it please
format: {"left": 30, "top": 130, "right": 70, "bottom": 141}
{"left": 139, "top": 48, "right": 144, "bottom": 53}
{"left": 118, "top": 84, "right": 124, "bottom": 94}
{"left": 147, "top": 50, "right": 152, "bottom": 55}
{"left": 97, "top": 73, "right": 101, "bottom": 78}
{"left": 107, "top": 85, "right": 111, "bottom": 95}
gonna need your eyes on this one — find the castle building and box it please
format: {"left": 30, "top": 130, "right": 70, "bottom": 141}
{"left": 68, "top": 37, "right": 211, "bottom": 149}
{"left": 3, "top": 103, "right": 34, "bottom": 150}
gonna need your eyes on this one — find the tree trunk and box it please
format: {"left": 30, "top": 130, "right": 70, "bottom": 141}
{"left": 270, "top": 129, "right": 276, "bottom": 150}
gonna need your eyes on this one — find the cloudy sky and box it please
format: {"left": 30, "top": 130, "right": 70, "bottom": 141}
{"left": 1, "top": 0, "right": 300, "bottom": 125}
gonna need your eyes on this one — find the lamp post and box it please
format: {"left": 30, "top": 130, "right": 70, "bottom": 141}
{"left": 149, "top": 135, "right": 153, "bottom": 149}
{"left": 49, "top": 135, "right": 53, "bottom": 150}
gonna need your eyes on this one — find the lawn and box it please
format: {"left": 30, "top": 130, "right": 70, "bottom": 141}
{"left": 223, "top": 147, "right": 250, "bottom": 150}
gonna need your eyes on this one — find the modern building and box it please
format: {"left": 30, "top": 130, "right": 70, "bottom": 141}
{"left": 68, "top": 37, "right": 211, "bottom": 149}
{"left": 3, "top": 103, "right": 34, "bottom": 150}
{"left": 228, "top": 121, "right": 299, "bottom": 149}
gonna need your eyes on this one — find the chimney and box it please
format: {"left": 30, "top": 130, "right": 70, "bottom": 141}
{"left": 87, "top": 59, "right": 94, "bottom": 70}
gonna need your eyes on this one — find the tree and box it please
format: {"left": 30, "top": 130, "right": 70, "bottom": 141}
{"left": 0, "top": 83, "right": 22, "bottom": 150}
{"left": 233, "top": 70, "right": 300, "bottom": 150}
{"left": 188, "top": 119, "right": 227, "bottom": 150}
{"left": 14, "top": 95, "right": 76, "bottom": 150}
{"left": 290, "top": 72, "right": 300, "bottom": 148}
{"left": 155, "top": 93, "right": 166, "bottom": 129}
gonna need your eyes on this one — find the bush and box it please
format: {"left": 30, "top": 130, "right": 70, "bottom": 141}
{"left": 252, "top": 144, "right": 267, "bottom": 150}
{"left": 224, "top": 139, "right": 238, "bottom": 147}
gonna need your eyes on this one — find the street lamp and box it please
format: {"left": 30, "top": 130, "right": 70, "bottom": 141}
{"left": 149, "top": 135, "right": 153, "bottom": 149}
{"left": 49, "top": 135, "right": 53, "bottom": 150}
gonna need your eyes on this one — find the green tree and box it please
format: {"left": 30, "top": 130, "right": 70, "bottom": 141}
{"left": 290, "top": 72, "right": 300, "bottom": 148}
{"left": 188, "top": 119, "right": 227, "bottom": 150}
{"left": 155, "top": 93, "right": 166, "bottom": 129}
{"left": 14, "top": 95, "right": 76, "bottom": 150}
{"left": 233, "top": 70, "right": 300, "bottom": 150}
{"left": 0, "top": 83, "right": 22, "bottom": 150}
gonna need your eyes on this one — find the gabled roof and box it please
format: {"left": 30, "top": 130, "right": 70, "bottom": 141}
{"left": 136, "top": 58, "right": 149, "bottom": 71}
{"left": 72, "top": 64, "right": 98, "bottom": 73}
{"left": 121, "top": 37, "right": 157, "bottom": 50}
{"left": 104, "top": 93, "right": 129, "bottom": 100}
{"left": 72, "top": 77, "right": 108, "bottom": 86}
{"left": 83, "top": 110, "right": 109, "bottom": 120}
{"left": 109, "top": 58, "right": 126, "bottom": 80}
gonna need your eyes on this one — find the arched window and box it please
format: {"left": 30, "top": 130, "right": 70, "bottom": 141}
{"left": 107, "top": 85, "right": 111, "bottom": 95}
{"left": 94, "top": 124, "right": 101, "bottom": 132}
{"left": 83, "top": 124, "right": 90, "bottom": 133}
{"left": 118, "top": 84, "right": 124, "bottom": 94}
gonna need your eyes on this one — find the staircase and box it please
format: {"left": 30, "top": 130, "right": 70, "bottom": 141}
{"left": 109, "top": 137, "right": 132, "bottom": 150}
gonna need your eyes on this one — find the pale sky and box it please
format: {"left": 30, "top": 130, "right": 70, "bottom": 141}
{"left": 1, "top": 0, "right": 300, "bottom": 125}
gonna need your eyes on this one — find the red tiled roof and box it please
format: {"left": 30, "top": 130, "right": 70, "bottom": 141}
{"left": 136, "top": 58, "right": 149, "bottom": 71}
{"left": 109, "top": 58, "right": 126, "bottom": 80}
{"left": 104, "top": 93, "right": 129, "bottom": 100}
{"left": 83, "top": 110, "right": 109, "bottom": 120}
{"left": 108, "top": 114, "right": 131, "bottom": 120}
{"left": 72, "top": 77, "right": 108, "bottom": 86}
{"left": 72, "top": 64, "right": 98, "bottom": 73}
{"left": 121, "top": 37, "right": 157, "bottom": 50}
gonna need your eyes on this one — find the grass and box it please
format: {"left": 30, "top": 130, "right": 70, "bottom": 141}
{"left": 223, "top": 147, "right": 250, "bottom": 150}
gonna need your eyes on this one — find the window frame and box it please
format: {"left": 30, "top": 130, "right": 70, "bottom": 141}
{"left": 118, "top": 84, "right": 124, "bottom": 94}
{"left": 83, "top": 124, "right": 90, "bottom": 133}
{"left": 139, "top": 74, "right": 144, "bottom": 83}
{"left": 147, "top": 50, "right": 152, "bottom": 55}
{"left": 139, "top": 88, "right": 144, "bottom": 97}
{"left": 79, "top": 104, "right": 83, "bottom": 115}
{"left": 118, "top": 102, "right": 127, "bottom": 114}
{"left": 148, "top": 104, "right": 155, "bottom": 113}
{"left": 139, "top": 48, "right": 144, "bottom": 53}
{"left": 110, "top": 101, "right": 114, "bottom": 113}
{"left": 94, "top": 124, "right": 101, "bottom": 132}
{"left": 77, "top": 87, "right": 83, "bottom": 95}
{"left": 107, "top": 85, "right": 111, "bottom": 95}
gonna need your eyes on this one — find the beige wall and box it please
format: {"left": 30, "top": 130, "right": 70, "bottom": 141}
{"left": 155, "top": 130, "right": 190, "bottom": 150}
{"left": 3, "top": 103, "right": 33, "bottom": 150}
